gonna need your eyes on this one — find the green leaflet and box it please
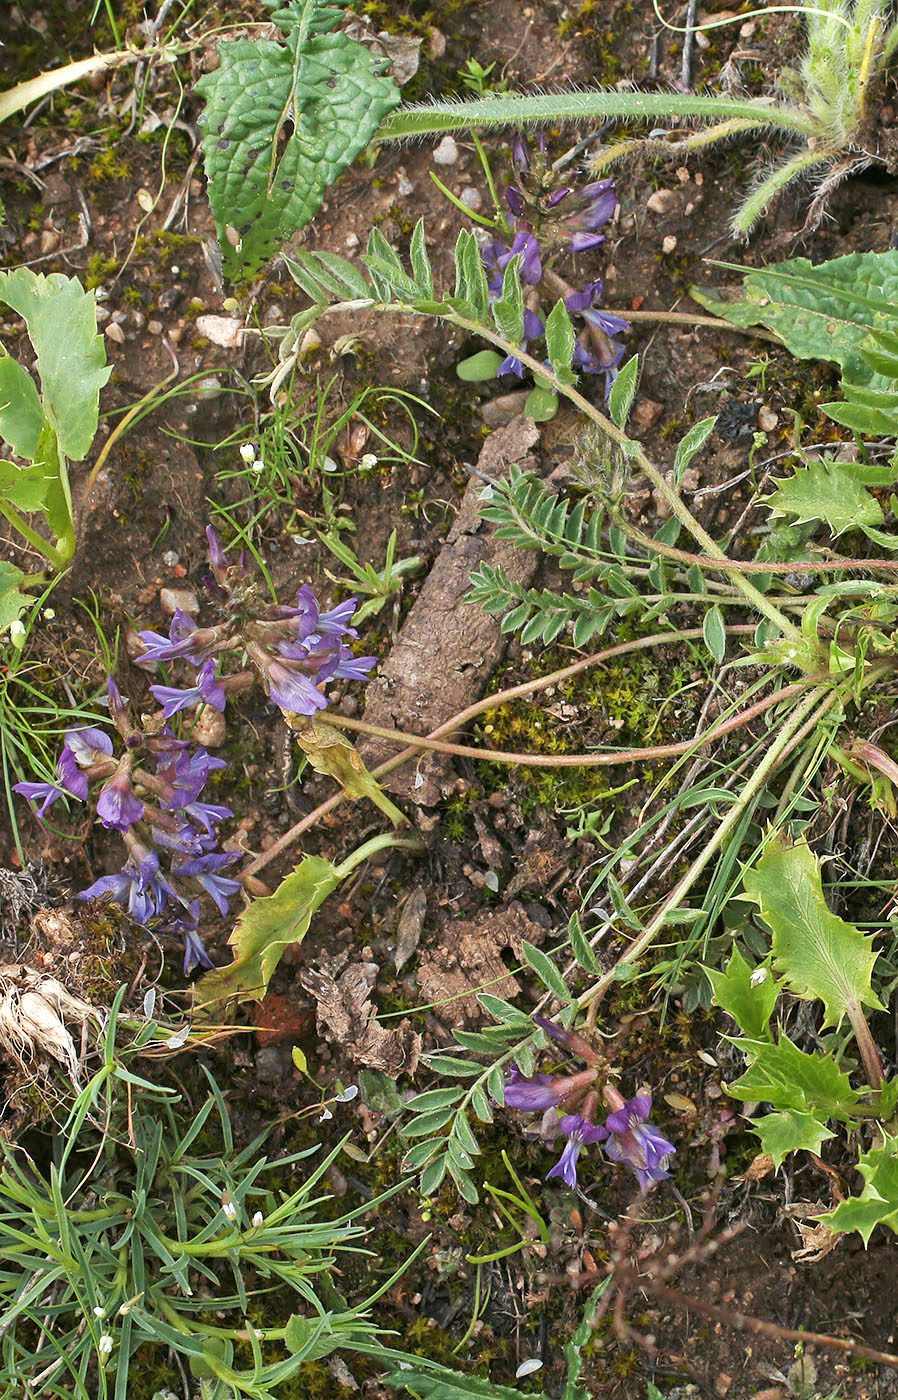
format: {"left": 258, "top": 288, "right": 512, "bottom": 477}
{"left": 195, "top": 854, "right": 342, "bottom": 1009}
{"left": 742, "top": 835, "right": 883, "bottom": 1029}
{"left": 821, "top": 1133, "right": 898, "bottom": 1244}
{"left": 0, "top": 269, "right": 109, "bottom": 462}
{"left": 195, "top": 0, "right": 400, "bottom": 281}
{"left": 762, "top": 458, "right": 894, "bottom": 539}
{"left": 0, "top": 355, "right": 43, "bottom": 460}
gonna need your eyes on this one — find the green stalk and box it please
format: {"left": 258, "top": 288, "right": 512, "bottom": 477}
{"left": 0, "top": 500, "right": 68, "bottom": 571}
{"left": 576, "top": 682, "right": 839, "bottom": 1011}
{"left": 438, "top": 307, "right": 804, "bottom": 643}
{"left": 375, "top": 92, "right": 817, "bottom": 142}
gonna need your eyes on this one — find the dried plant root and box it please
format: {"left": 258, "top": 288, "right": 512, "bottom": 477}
{"left": 0, "top": 965, "right": 97, "bottom": 1084}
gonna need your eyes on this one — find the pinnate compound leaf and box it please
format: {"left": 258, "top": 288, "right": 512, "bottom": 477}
{"left": 821, "top": 1134, "right": 898, "bottom": 1244}
{"left": 742, "top": 835, "right": 883, "bottom": 1029}
{"left": 752, "top": 1109, "right": 834, "bottom": 1169}
{"left": 763, "top": 458, "right": 893, "bottom": 538}
{"left": 727, "top": 1032, "right": 860, "bottom": 1120}
{"left": 0, "top": 269, "right": 109, "bottom": 461}
{"left": 195, "top": 0, "right": 400, "bottom": 281}
{"left": 704, "top": 945, "right": 778, "bottom": 1040}
{"left": 195, "top": 855, "right": 341, "bottom": 1009}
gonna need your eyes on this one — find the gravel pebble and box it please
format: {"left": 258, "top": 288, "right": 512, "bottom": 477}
{"left": 159, "top": 586, "right": 199, "bottom": 616}
{"left": 433, "top": 135, "right": 459, "bottom": 166}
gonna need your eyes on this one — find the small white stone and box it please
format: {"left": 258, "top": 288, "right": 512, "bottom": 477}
{"left": 646, "top": 188, "right": 675, "bottom": 215}
{"left": 459, "top": 186, "right": 483, "bottom": 212}
{"left": 159, "top": 586, "right": 199, "bottom": 616}
{"left": 757, "top": 406, "right": 779, "bottom": 432}
{"left": 433, "top": 135, "right": 459, "bottom": 166}
{"left": 661, "top": 234, "right": 678, "bottom": 254}
{"left": 104, "top": 322, "right": 124, "bottom": 344}
{"left": 191, "top": 705, "right": 227, "bottom": 748}
{"left": 299, "top": 326, "right": 322, "bottom": 357}
{"left": 397, "top": 174, "right": 415, "bottom": 196}
{"left": 345, "top": 232, "right": 360, "bottom": 250}
{"left": 195, "top": 313, "right": 245, "bottom": 349}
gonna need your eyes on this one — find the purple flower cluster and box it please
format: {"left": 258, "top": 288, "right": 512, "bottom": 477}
{"left": 135, "top": 527, "right": 376, "bottom": 719}
{"left": 503, "top": 1019, "right": 675, "bottom": 1193}
{"left": 478, "top": 133, "right": 629, "bottom": 393}
{"left": 13, "top": 678, "right": 238, "bottom": 975}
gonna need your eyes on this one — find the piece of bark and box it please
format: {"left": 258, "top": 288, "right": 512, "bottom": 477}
{"left": 359, "top": 416, "right": 542, "bottom": 804}
{"left": 299, "top": 962, "right": 421, "bottom": 1075}
{"left": 415, "top": 901, "right": 545, "bottom": 1029}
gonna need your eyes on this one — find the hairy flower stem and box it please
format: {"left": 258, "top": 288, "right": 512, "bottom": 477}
{"left": 375, "top": 92, "right": 816, "bottom": 142}
{"left": 324, "top": 680, "right": 816, "bottom": 766}
{"left": 576, "top": 683, "right": 839, "bottom": 1018}
{"left": 241, "top": 625, "right": 755, "bottom": 878}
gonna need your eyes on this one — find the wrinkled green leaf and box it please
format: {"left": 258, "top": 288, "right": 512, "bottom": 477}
{"left": 753, "top": 1109, "right": 833, "bottom": 1169}
{"left": 693, "top": 250, "right": 898, "bottom": 392}
{"left": 195, "top": 855, "right": 341, "bottom": 1008}
{"left": 705, "top": 945, "right": 778, "bottom": 1041}
{"left": 742, "top": 835, "right": 883, "bottom": 1029}
{"left": 0, "top": 355, "right": 43, "bottom": 459}
{"left": 196, "top": 0, "right": 400, "bottom": 280}
{"left": 821, "top": 1133, "right": 898, "bottom": 1243}
{"left": 763, "top": 458, "right": 893, "bottom": 538}
{"left": 381, "top": 1362, "right": 541, "bottom": 1400}
{"left": 0, "top": 268, "right": 109, "bottom": 460}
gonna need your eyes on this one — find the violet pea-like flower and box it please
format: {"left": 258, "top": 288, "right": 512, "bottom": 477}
{"left": 96, "top": 763, "right": 144, "bottom": 831}
{"left": 79, "top": 849, "right": 175, "bottom": 925}
{"left": 546, "top": 1113, "right": 607, "bottom": 1190}
{"left": 183, "top": 928, "right": 216, "bottom": 975}
{"left": 174, "top": 851, "right": 242, "bottom": 916}
{"left": 150, "top": 659, "right": 227, "bottom": 719}
{"left": 602, "top": 1095, "right": 675, "bottom": 1193}
{"left": 13, "top": 780, "right": 70, "bottom": 818}
{"left": 503, "top": 1070, "right": 569, "bottom": 1111}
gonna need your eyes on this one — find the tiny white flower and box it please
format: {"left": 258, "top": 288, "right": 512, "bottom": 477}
{"left": 358, "top": 453, "right": 378, "bottom": 471}
{"left": 222, "top": 1196, "right": 238, "bottom": 1222}
{"left": 98, "top": 1335, "right": 113, "bottom": 1357}
{"left": 240, "top": 443, "right": 256, "bottom": 462}
{"left": 322, "top": 455, "right": 339, "bottom": 473}
{"left": 252, "top": 1211, "right": 264, "bottom": 1228}
{"left": 93, "top": 1306, "right": 106, "bottom": 1319}
{"left": 42, "top": 607, "right": 56, "bottom": 620}
{"left": 750, "top": 967, "right": 768, "bottom": 987}
{"left": 251, "top": 459, "right": 265, "bottom": 472}
{"left": 318, "top": 1107, "right": 333, "bottom": 1123}
{"left": 8, "top": 619, "right": 26, "bottom": 648}
{"left": 335, "top": 1084, "right": 358, "bottom": 1103}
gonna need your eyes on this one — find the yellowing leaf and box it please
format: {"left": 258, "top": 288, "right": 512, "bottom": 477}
{"left": 195, "top": 854, "right": 341, "bottom": 1012}
{"left": 289, "top": 716, "right": 407, "bottom": 827}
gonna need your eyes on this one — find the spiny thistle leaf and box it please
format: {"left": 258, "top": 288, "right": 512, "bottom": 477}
{"left": 762, "top": 457, "right": 893, "bottom": 538}
{"left": 196, "top": 0, "right": 400, "bottom": 281}
{"left": 821, "top": 1133, "right": 898, "bottom": 1244}
{"left": 742, "top": 835, "right": 883, "bottom": 1029}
